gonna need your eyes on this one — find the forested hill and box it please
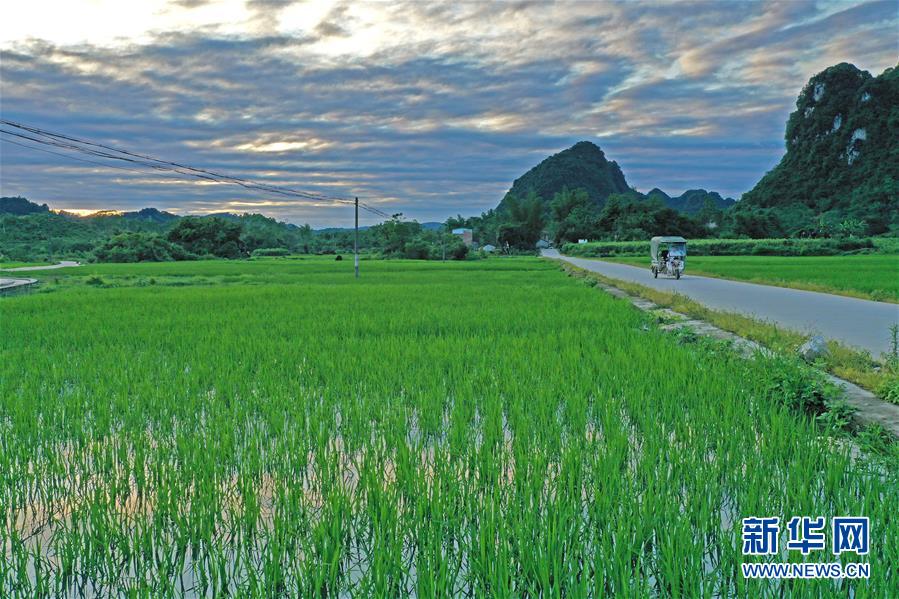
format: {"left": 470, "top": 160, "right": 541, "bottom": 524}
{"left": 738, "top": 62, "right": 898, "bottom": 234}
{"left": 496, "top": 142, "right": 735, "bottom": 217}
{"left": 497, "top": 141, "right": 630, "bottom": 212}
{"left": 0, "top": 197, "right": 464, "bottom": 262}
{"left": 0, "top": 197, "right": 315, "bottom": 261}
{"left": 0, "top": 196, "right": 50, "bottom": 214}
{"left": 645, "top": 188, "right": 736, "bottom": 214}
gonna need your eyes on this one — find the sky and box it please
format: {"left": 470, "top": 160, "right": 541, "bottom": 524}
{"left": 1, "top": 0, "right": 896, "bottom": 226}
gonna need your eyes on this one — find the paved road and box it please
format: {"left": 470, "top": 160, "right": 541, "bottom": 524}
{"left": 1, "top": 260, "right": 81, "bottom": 272}
{"left": 0, "top": 277, "right": 38, "bottom": 291}
{"left": 1, "top": 262, "right": 81, "bottom": 293}
{"left": 544, "top": 250, "right": 899, "bottom": 357}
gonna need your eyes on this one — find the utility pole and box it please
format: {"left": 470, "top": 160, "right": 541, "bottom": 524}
{"left": 354, "top": 197, "right": 359, "bottom": 278}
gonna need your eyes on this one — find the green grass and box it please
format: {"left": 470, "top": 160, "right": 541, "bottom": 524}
{"left": 0, "top": 261, "right": 52, "bottom": 269}
{"left": 599, "top": 255, "right": 899, "bottom": 303}
{"left": 2, "top": 257, "right": 896, "bottom": 596}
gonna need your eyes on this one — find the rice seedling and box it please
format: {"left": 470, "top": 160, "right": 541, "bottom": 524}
{"left": 2, "top": 257, "right": 896, "bottom": 596}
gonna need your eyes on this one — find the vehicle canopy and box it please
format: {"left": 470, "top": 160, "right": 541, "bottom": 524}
{"left": 651, "top": 236, "right": 687, "bottom": 260}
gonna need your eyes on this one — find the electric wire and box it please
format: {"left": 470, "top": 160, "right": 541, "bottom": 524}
{"left": 1, "top": 120, "right": 396, "bottom": 218}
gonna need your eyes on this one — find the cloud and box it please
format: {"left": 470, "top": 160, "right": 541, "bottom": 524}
{"left": 1, "top": 0, "right": 896, "bottom": 225}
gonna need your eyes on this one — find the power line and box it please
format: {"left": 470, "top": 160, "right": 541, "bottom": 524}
{"left": 1, "top": 136, "right": 209, "bottom": 181}
{"left": 2, "top": 119, "right": 347, "bottom": 202}
{"left": 0, "top": 120, "right": 394, "bottom": 218}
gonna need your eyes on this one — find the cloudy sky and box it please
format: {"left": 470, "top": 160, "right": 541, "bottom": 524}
{"left": 1, "top": 0, "right": 896, "bottom": 226}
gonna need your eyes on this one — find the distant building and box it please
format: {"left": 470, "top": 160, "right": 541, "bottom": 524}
{"left": 577, "top": 239, "right": 588, "bottom": 244}
{"left": 536, "top": 239, "right": 551, "bottom": 249}
{"left": 452, "top": 227, "right": 473, "bottom": 246}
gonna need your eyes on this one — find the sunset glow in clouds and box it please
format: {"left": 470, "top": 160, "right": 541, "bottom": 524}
{"left": 1, "top": 0, "right": 896, "bottom": 225}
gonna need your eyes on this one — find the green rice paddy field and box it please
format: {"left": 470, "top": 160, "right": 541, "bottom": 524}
{"left": 2, "top": 258, "right": 896, "bottom": 597}
{"left": 601, "top": 255, "right": 899, "bottom": 303}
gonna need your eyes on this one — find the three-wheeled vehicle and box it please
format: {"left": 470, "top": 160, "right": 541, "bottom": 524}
{"left": 650, "top": 236, "right": 687, "bottom": 279}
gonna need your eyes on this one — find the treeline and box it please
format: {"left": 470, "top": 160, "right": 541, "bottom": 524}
{"left": 450, "top": 188, "right": 722, "bottom": 250}
{"left": 0, "top": 208, "right": 314, "bottom": 263}
{"left": 92, "top": 217, "right": 248, "bottom": 262}
{"left": 453, "top": 184, "right": 894, "bottom": 251}
{"left": 0, "top": 198, "right": 478, "bottom": 263}
{"left": 92, "top": 216, "right": 471, "bottom": 263}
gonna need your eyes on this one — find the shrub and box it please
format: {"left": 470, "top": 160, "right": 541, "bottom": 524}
{"left": 403, "top": 238, "right": 432, "bottom": 260}
{"left": 758, "top": 354, "right": 839, "bottom": 415}
{"left": 562, "top": 237, "right": 877, "bottom": 257}
{"left": 167, "top": 216, "right": 245, "bottom": 258}
{"left": 93, "top": 232, "right": 195, "bottom": 263}
{"left": 251, "top": 247, "right": 290, "bottom": 257}
{"left": 450, "top": 241, "right": 469, "bottom": 260}
{"left": 877, "top": 375, "right": 899, "bottom": 405}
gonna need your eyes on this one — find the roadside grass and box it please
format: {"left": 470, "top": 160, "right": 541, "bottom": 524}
{"left": 597, "top": 254, "right": 899, "bottom": 303}
{"left": 4, "top": 257, "right": 897, "bottom": 595}
{"left": 0, "top": 261, "right": 52, "bottom": 269}
{"left": 556, "top": 261, "right": 899, "bottom": 406}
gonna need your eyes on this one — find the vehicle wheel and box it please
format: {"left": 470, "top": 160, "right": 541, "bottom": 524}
{"left": 675, "top": 269, "right": 681, "bottom": 280}
{"left": 653, "top": 267, "right": 658, "bottom": 278}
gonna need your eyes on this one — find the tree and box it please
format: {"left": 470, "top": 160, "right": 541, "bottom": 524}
{"left": 239, "top": 213, "right": 289, "bottom": 252}
{"left": 370, "top": 214, "right": 424, "bottom": 257}
{"left": 403, "top": 237, "right": 432, "bottom": 259}
{"left": 167, "top": 216, "right": 246, "bottom": 258}
{"left": 498, "top": 190, "right": 546, "bottom": 249}
{"left": 449, "top": 238, "right": 469, "bottom": 260}
{"left": 550, "top": 187, "right": 598, "bottom": 244}
{"left": 594, "top": 195, "right": 706, "bottom": 240}
{"left": 94, "top": 232, "right": 194, "bottom": 263}
{"left": 721, "top": 206, "right": 785, "bottom": 239}
{"left": 695, "top": 198, "right": 722, "bottom": 228}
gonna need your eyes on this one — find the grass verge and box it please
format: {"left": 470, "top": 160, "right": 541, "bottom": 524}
{"left": 0, "top": 261, "right": 52, "bottom": 269}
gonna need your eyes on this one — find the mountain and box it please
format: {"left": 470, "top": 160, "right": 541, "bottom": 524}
{"left": 497, "top": 141, "right": 630, "bottom": 212}
{"left": 122, "top": 207, "right": 179, "bottom": 223}
{"left": 646, "top": 188, "right": 736, "bottom": 214}
{"left": 495, "top": 143, "right": 735, "bottom": 218}
{"left": 739, "top": 62, "right": 898, "bottom": 234}
{"left": 0, "top": 196, "right": 50, "bottom": 215}
{"left": 645, "top": 188, "right": 671, "bottom": 202}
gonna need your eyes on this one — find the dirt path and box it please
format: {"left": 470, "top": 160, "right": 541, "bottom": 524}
{"left": 544, "top": 250, "right": 899, "bottom": 357}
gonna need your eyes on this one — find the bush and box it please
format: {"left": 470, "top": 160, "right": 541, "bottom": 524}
{"left": 93, "top": 232, "right": 195, "bottom": 263}
{"left": 758, "top": 354, "right": 840, "bottom": 415}
{"left": 403, "top": 238, "right": 432, "bottom": 260}
{"left": 251, "top": 247, "right": 290, "bottom": 257}
{"left": 167, "top": 216, "right": 245, "bottom": 258}
{"left": 562, "top": 237, "right": 877, "bottom": 258}
{"left": 450, "top": 241, "right": 469, "bottom": 260}
{"left": 878, "top": 375, "right": 899, "bottom": 405}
